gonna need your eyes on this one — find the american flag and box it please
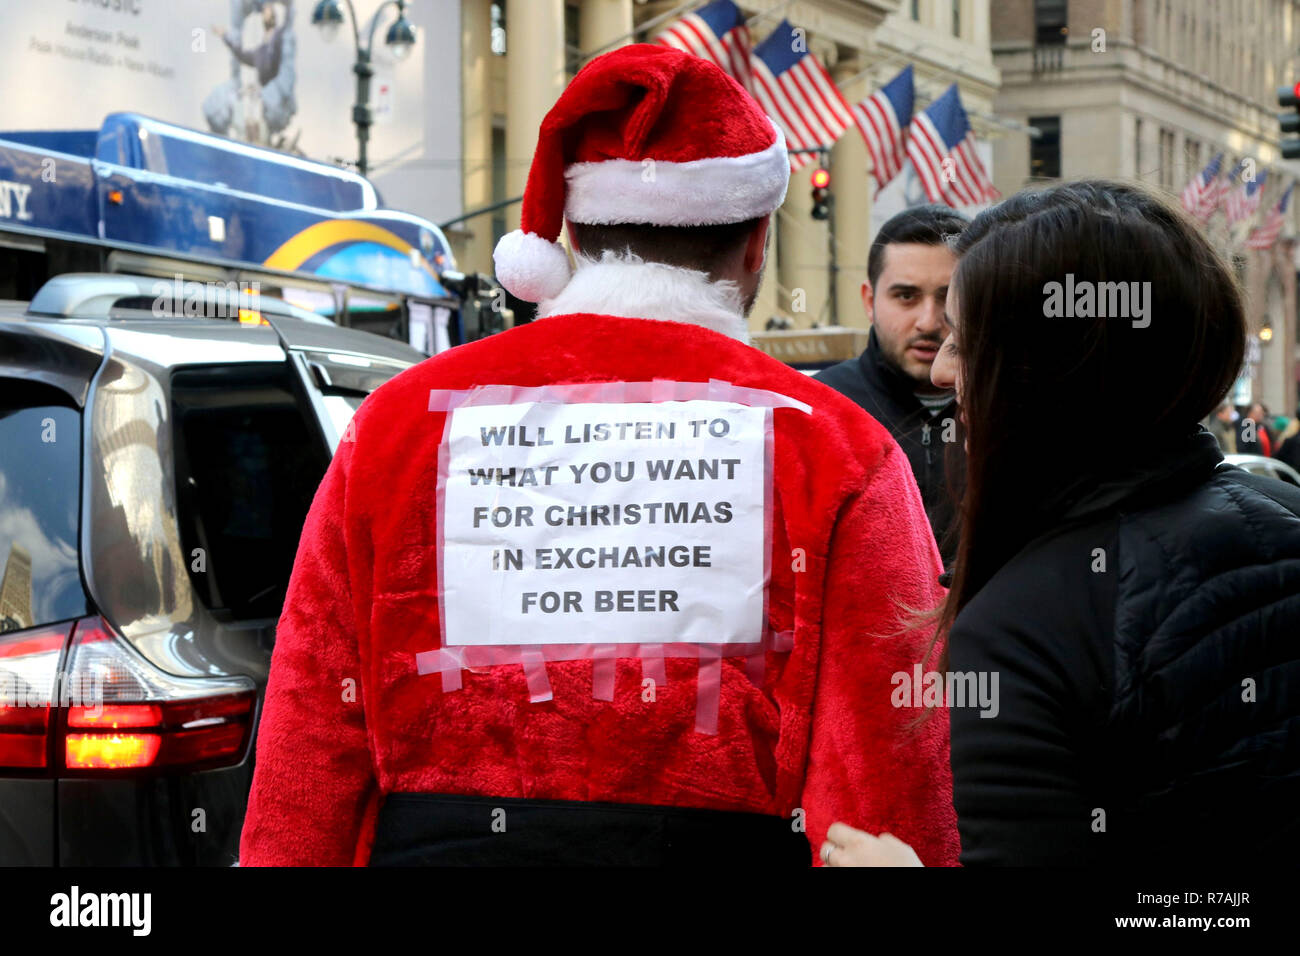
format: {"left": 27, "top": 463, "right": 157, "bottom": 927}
{"left": 1225, "top": 167, "right": 1266, "bottom": 227}
{"left": 1245, "top": 183, "right": 1293, "bottom": 250}
{"left": 1207, "top": 161, "right": 1236, "bottom": 218}
{"left": 906, "top": 84, "right": 999, "bottom": 207}
{"left": 750, "top": 19, "right": 854, "bottom": 170}
{"left": 655, "top": 0, "right": 754, "bottom": 94}
{"left": 1181, "top": 152, "right": 1224, "bottom": 222}
{"left": 850, "top": 65, "right": 914, "bottom": 191}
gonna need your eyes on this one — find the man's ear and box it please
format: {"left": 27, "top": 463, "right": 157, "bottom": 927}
{"left": 565, "top": 221, "right": 580, "bottom": 254}
{"left": 743, "top": 215, "right": 771, "bottom": 274}
{"left": 861, "top": 279, "right": 875, "bottom": 319}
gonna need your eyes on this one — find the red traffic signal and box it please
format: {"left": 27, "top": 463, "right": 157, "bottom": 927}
{"left": 810, "top": 167, "right": 831, "bottom": 220}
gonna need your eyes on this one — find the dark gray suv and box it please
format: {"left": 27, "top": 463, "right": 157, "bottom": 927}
{"left": 0, "top": 275, "right": 423, "bottom": 864}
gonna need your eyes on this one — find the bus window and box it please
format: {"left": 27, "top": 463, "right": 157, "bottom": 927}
{"left": 342, "top": 292, "right": 402, "bottom": 340}
{"left": 407, "top": 301, "right": 454, "bottom": 355}
{"left": 276, "top": 285, "right": 338, "bottom": 319}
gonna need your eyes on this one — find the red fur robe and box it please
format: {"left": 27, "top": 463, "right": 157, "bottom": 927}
{"left": 239, "top": 262, "right": 959, "bottom": 866}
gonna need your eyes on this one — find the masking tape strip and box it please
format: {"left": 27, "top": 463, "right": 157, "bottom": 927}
{"left": 641, "top": 643, "right": 667, "bottom": 688}
{"left": 417, "top": 640, "right": 780, "bottom": 735}
{"left": 428, "top": 380, "right": 812, "bottom": 415}
{"left": 592, "top": 644, "right": 617, "bottom": 701}
{"left": 521, "top": 650, "right": 553, "bottom": 703}
{"left": 650, "top": 378, "right": 675, "bottom": 403}
{"left": 695, "top": 650, "right": 722, "bottom": 735}
{"left": 441, "top": 666, "right": 462, "bottom": 693}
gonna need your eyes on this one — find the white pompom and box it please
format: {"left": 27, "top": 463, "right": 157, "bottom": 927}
{"left": 493, "top": 230, "right": 572, "bottom": 302}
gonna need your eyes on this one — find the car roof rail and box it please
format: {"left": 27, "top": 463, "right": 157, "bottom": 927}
{"left": 26, "top": 273, "right": 334, "bottom": 327}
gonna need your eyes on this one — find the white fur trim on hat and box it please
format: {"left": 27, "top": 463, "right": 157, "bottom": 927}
{"left": 492, "top": 229, "right": 573, "bottom": 302}
{"left": 563, "top": 124, "right": 790, "bottom": 227}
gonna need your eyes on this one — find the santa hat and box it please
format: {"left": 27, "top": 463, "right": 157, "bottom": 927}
{"left": 493, "top": 43, "right": 790, "bottom": 303}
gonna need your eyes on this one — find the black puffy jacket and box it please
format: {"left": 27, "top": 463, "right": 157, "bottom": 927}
{"left": 949, "top": 428, "right": 1300, "bottom": 865}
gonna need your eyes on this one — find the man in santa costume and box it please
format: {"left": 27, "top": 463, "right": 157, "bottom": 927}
{"left": 239, "top": 43, "right": 958, "bottom": 866}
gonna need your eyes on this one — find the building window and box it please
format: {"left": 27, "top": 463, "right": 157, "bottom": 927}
{"left": 1035, "top": 0, "right": 1068, "bottom": 45}
{"left": 1134, "top": 117, "right": 1143, "bottom": 179}
{"left": 491, "top": 126, "right": 507, "bottom": 248}
{"left": 565, "top": 1, "right": 581, "bottom": 77}
{"left": 1184, "top": 137, "right": 1200, "bottom": 180}
{"left": 1159, "top": 127, "right": 1175, "bottom": 191}
{"left": 1029, "top": 116, "right": 1061, "bottom": 179}
{"left": 491, "top": 1, "right": 506, "bottom": 56}
{"left": 911, "top": 0, "right": 921, "bottom": 21}
{"left": 951, "top": 0, "right": 961, "bottom": 37}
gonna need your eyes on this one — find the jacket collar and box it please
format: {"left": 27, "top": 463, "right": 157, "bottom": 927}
{"left": 1052, "top": 426, "right": 1225, "bottom": 524}
{"left": 535, "top": 251, "right": 751, "bottom": 343}
{"left": 859, "top": 326, "right": 955, "bottom": 414}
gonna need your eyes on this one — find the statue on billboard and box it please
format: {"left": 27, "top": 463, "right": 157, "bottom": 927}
{"left": 203, "top": 0, "right": 300, "bottom": 152}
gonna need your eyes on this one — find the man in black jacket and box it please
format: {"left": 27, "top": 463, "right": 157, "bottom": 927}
{"left": 815, "top": 206, "right": 968, "bottom": 562}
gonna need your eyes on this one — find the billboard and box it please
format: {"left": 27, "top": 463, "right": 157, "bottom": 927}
{"left": 0, "top": 0, "right": 462, "bottom": 222}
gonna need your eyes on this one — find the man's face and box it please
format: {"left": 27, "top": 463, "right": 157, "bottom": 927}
{"left": 864, "top": 242, "right": 955, "bottom": 391}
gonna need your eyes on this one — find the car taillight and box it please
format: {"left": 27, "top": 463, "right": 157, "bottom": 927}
{"left": 1, "top": 616, "right": 256, "bottom": 774}
{"left": 0, "top": 622, "right": 72, "bottom": 770}
{"left": 56, "top": 617, "right": 256, "bottom": 772}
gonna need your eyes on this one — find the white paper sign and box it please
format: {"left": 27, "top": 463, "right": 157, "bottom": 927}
{"left": 441, "top": 400, "right": 768, "bottom": 646}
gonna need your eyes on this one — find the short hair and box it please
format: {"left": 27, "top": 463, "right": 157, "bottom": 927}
{"left": 569, "top": 218, "right": 764, "bottom": 277}
{"left": 866, "top": 205, "right": 970, "bottom": 287}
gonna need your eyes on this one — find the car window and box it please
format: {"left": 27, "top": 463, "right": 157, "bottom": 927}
{"left": 0, "top": 380, "right": 90, "bottom": 633}
{"left": 342, "top": 293, "right": 403, "bottom": 340}
{"left": 300, "top": 350, "right": 411, "bottom": 451}
{"left": 170, "top": 365, "right": 331, "bottom": 620}
{"left": 320, "top": 394, "right": 365, "bottom": 442}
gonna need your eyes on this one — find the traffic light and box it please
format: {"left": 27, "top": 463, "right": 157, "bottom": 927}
{"left": 810, "top": 167, "right": 831, "bottom": 220}
{"left": 1278, "top": 82, "right": 1300, "bottom": 159}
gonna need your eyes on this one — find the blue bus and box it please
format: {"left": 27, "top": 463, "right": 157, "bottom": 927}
{"left": 0, "top": 112, "right": 501, "bottom": 349}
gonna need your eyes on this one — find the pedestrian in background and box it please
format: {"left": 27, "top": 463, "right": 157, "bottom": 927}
{"left": 815, "top": 207, "right": 969, "bottom": 564}
{"left": 1207, "top": 401, "right": 1237, "bottom": 453}
{"left": 821, "top": 180, "right": 1300, "bottom": 867}
{"left": 1237, "top": 401, "right": 1273, "bottom": 456}
{"left": 1275, "top": 416, "right": 1300, "bottom": 471}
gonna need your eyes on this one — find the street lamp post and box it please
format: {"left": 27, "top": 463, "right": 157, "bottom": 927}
{"left": 311, "top": 0, "right": 418, "bottom": 177}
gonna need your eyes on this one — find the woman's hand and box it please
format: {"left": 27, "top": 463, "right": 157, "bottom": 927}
{"left": 819, "top": 822, "right": 924, "bottom": 867}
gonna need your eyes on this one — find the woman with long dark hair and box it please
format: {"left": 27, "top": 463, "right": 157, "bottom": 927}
{"left": 821, "top": 180, "right": 1300, "bottom": 866}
